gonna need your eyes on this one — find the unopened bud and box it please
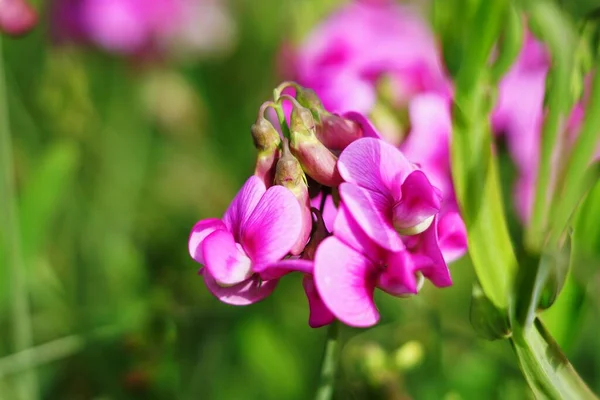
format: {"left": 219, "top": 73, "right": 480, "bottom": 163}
{"left": 251, "top": 112, "right": 281, "bottom": 187}
{"left": 274, "top": 139, "right": 311, "bottom": 255}
{"left": 0, "top": 0, "right": 37, "bottom": 36}
{"left": 316, "top": 113, "right": 363, "bottom": 151}
{"left": 294, "top": 86, "right": 325, "bottom": 120}
{"left": 289, "top": 101, "right": 342, "bottom": 187}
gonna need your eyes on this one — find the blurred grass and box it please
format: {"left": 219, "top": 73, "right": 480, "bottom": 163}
{"left": 0, "top": 0, "right": 599, "bottom": 399}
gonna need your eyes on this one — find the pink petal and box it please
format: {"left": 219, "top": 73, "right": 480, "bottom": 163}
{"left": 223, "top": 176, "right": 266, "bottom": 240}
{"left": 392, "top": 170, "right": 442, "bottom": 235}
{"left": 188, "top": 218, "right": 226, "bottom": 264}
{"left": 338, "top": 137, "right": 414, "bottom": 195}
{"left": 202, "top": 230, "right": 252, "bottom": 286}
{"left": 314, "top": 236, "right": 379, "bottom": 327}
{"left": 437, "top": 211, "right": 468, "bottom": 263}
{"left": 339, "top": 182, "right": 404, "bottom": 252}
{"left": 333, "top": 204, "right": 386, "bottom": 262}
{"left": 412, "top": 217, "right": 452, "bottom": 287}
{"left": 303, "top": 275, "right": 335, "bottom": 328}
{"left": 241, "top": 185, "right": 303, "bottom": 265}
{"left": 203, "top": 269, "right": 278, "bottom": 305}
{"left": 342, "top": 111, "right": 383, "bottom": 139}
{"left": 254, "top": 258, "right": 313, "bottom": 281}
{"left": 378, "top": 251, "right": 420, "bottom": 296}
{"left": 310, "top": 193, "right": 338, "bottom": 232}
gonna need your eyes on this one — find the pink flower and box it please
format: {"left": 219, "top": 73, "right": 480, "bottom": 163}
{"left": 337, "top": 137, "right": 442, "bottom": 252}
{"left": 314, "top": 203, "right": 452, "bottom": 327}
{"left": 0, "top": 0, "right": 37, "bottom": 36}
{"left": 188, "top": 176, "right": 308, "bottom": 305}
{"left": 293, "top": 1, "right": 450, "bottom": 115}
{"left": 50, "top": 0, "right": 235, "bottom": 57}
{"left": 492, "top": 32, "right": 549, "bottom": 222}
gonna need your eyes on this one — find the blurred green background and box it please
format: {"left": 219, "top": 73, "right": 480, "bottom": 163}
{"left": 1, "top": 0, "right": 600, "bottom": 399}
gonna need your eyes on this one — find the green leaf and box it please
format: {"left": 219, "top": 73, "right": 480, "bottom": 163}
{"left": 490, "top": 5, "right": 524, "bottom": 82}
{"left": 19, "top": 141, "right": 79, "bottom": 262}
{"left": 451, "top": 0, "right": 518, "bottom": 310}
{"left": 511, "top": 319, "right": 597, "bottom": 399}
{"left": 470, "top": 284, "right": 511, "bottom": 340}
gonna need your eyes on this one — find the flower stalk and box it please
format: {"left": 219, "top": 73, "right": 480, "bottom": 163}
{"left": 314, "top": 321, "right": 340, "bottom": 400}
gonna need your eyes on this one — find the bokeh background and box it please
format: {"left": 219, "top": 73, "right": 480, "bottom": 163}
{"left": 1, "top": 0, "right": 600, "bottom": 399}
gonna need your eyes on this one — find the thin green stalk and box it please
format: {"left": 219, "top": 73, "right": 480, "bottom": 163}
{"left": 0, "top": 38, "right": 38, "bottom": 399}
{"left": 314, "top": 321, "right": 340, "bottom": 400}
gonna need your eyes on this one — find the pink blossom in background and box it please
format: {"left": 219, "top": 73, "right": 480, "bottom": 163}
{"left": 0, "top": 0, "right": 37, "bottom": 36}
{"left": 292, "top": 1, "right": 450, "bottom": 115}
{"left": 492, "top": 32, "right": 549, "bottom": 222}
{"left": 50, "top": 0, "right": 236, "bottom": 57}
{"left": 189, "top": 176, "right": 307, "bottom": 305}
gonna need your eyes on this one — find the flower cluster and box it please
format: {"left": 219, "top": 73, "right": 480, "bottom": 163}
{"left": 189, "top": 83, "right": 467, "bottom": 328}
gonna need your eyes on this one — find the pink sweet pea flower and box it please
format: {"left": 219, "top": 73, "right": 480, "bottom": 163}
{"left": 337, "top": 137, "right": 442, "bottom": 252}
{"left": 314, "top": 203, "right": 452, "bottom": 327}
{"left": 0, "top": 0, "right": 37, "bottom": 36}
{"left": 189, "top": 176, "right": 306, "bottom": 305}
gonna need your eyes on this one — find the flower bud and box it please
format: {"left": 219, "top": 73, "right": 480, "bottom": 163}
{"left": 294, "top": 86, "right": 326, "bottom": 119}
{"left": 0, "top": 0, "right": 37, "bottom": 36}
{"left": 251, "top": 114, "right": 281, "bottom": 187}
{"left": 316, "top": 113, "right": 363, "bottom": 151}
{"left": 274, "top": 139, "right": 311, "bottom": 255}
{"left": 289, "top": 101, "right": 342, "bottom": 187}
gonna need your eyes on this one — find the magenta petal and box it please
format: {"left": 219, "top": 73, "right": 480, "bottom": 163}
{"left": 392, "top": 170, "right": 442, "bottom": 235}
{"left": 303, "top": 275, "right": 335, "bottom": 328}
{"left": 437, "top": 211, "right": 468, "bottom": 263}
{"left": 254, "top": 258, "right": 314, "bottom": 280}
{"left": 203, "top": 270, "right": 278, "bottom": 305}
{"left": 223, "top": 176, "right": 267, "bottom": 239}
{"left": 188, "top": 218, "right": 226, "bottom": 264}
{"left": 314, "top": 237, "right": 379, "bottom": 327}
{"left": 338, "top": 137, "right": 414, "bottom": 194}
{"left": 241, "top": 185, "right": 302, "bottom": 265}
{"left": 414, "top": 217, "right": 452, "bottom": 287}
{"left": 202, "top": 230, "right": 252, "bottom": 286}
{"left": 378, "top": 251, "right": 419, "bottom": 296}
{"left": 342, "top": 111, "right": 383, "bottom": 139}
{"left": 339, "top": 182, "right": 404, "bottom": 252}
{"left": 333, "top": 204, "right": 386, "bottom": 262}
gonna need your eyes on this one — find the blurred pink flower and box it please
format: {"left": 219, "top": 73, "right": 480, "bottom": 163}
{"left": 293, "top": 1, "right": 450, "bottom": 115}
{"left": 189, "top": 176, "right": 306, "bottom": 305}
{"left": 0, "top": 0, "right": 37, "bottom": 36}
{"left": 50, "top": 0, "right": 235, "bottom": 57}
{"left": 492, "top": 32, "right": 549, "bottom": 222}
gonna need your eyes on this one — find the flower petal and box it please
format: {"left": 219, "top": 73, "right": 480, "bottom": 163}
{"left": 342, "top": 111, "right": 383, "bottom": 139}
{"left": 412, "top": 217, "right": 452, "bottom": 287}
{"left": 437, "top": 211, "right": 468, "bottom": 263}
{"left": 303, "top": 275, "right": 335, "bottom": 328}
{"left": 223, "top": 176, "right": 266, "bottom": 239}
{"left": 203, "top": 270, "right": 278, "bottom": 305}
{"left": 333, "top": 203, "right": 386, "bottom": 262}
{"left": 314, "top": 236, "right": 379, "bottom": 327}
{"left": 188, "top": 218, "right": 226, "bottom": 264}
{"left": 378, "top": 251, "right": 420, "bottom": 296}
{"left": 337, "top": 137, "right": 413, "bottom": 194}
{"left": 241, "top": 185, "right": 303, "bottom": 265}
{"left": 392, "top": 170, "right": 441, "bottom": 235}
{"left": 254, "top": 258, "right": 313, "bottom": 281}
{"left": 202, "top": 229, "right": 252, "bottom": 286}
{"left": 339, "top": 182, "right": 404, "bottom": 252}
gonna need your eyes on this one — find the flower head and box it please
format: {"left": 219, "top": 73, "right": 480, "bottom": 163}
{"left": 189, "top": 176, "right": 304, "bottom": 304}
{"left": 0, "top": 0, "right": 37, "bottom": 36}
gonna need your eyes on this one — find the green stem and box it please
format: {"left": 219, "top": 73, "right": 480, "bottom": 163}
{"left": 314, "top": 321, "right": 340, "bottom": 400}
{"left": 0, "top": 38, "right": 38, "bottom": 399}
